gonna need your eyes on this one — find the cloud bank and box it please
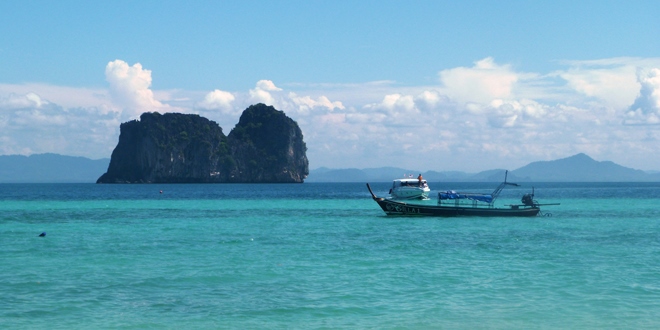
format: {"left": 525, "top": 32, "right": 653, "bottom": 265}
{"left": 2, "top": 57, "right": 660, "bottom": 171}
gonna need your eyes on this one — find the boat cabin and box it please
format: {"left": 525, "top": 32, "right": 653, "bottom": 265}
{"left": 392, "top": 178, "right": 428, "bottom": 189}
{"left": 389, "top": 178, "right": 430, "bottom": 200}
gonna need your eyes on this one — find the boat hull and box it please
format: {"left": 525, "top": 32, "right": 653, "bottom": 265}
{"left": 367, "top": 183, "right": 540, "bottom": 217}
{"left": 390, "top": 187, "right": 430, "bottom": 200}
{"left": 373, "top": 197, "right": 540, "bottom": 217}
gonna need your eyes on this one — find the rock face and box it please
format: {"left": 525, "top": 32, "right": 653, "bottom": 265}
{"left": 227, "top": 104, "right": 309, "bottom": 183}
{"left": 97, "top": 104, "right": 308, "bottom": 183}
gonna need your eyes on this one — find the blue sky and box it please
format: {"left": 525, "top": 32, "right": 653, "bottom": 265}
{"left": 2, "top": 1, "right": 660, "bottom": 172}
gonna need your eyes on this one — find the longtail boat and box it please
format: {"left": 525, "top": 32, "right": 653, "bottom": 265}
{"left": 367, "top": 171, "right": 559, "bottom": 217}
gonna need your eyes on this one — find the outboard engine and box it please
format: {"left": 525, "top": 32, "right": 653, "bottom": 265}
{"left": 521, "top": 193, "right": 535, "bottom": 206}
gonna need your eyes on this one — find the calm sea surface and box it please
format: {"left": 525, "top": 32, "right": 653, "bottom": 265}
{"left": 2, "top": 182, "right": 660, "bottom": 329}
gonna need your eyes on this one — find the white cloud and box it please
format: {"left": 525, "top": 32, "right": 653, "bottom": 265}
{"left": 197, "top": 89, "right": 236, "bottom": 113}
{"left": 105, "top": 60, "right": 168, "bottom": 118}
{"left": 557, "top": 64, "right": 639, "bottom": 110}
{"left": 256, "top": 80, "right": 282, "bottom": 92}
{"left": 249, "top": 79, "right": 281, "bottom": 106}
{"left": 287, "top": 93, "right": 344, "bottom": 115}
{"left": 0, "top": 92, "right": 119, "bottom": 158}
{"left": 415, "top": 90, "right": 448, "bottom": 111}
{"left": 0, "top": 83, "right": 111, "bottom": 110}
{"left": 249, "top": 88, "right": 275, "bottom": 106}
{"left": 6, "top": 57, "right": 660, "bottom": 171}
{"left": 365, "top": 93, "right": 417, "bottom": 114}
{"left": 363, "top": 90, "right": 453, "bottom": 117}
{"left": 439, "top": 57, "right": 519, "bottom": 104}
{"left": 482, "top": 99, "right": 550, "bottom": 128}
{"left": 625, "top": 68, "right": 660, "bottom": 125}
{"left": 0, "top": 92, "right": 45, "bottom": 109}
{"left": 244, "top": 80, "right": 345, "bottom": 118}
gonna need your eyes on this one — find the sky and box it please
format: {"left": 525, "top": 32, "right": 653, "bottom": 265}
{"left": 1, "top": 1, "right": 660, "bottom": 172}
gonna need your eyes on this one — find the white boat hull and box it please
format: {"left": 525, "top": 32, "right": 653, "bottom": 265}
{"left": 390, "top": 187, "right": 430, "bottom": 199}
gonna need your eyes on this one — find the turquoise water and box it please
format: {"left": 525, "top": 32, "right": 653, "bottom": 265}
{"left": 2, "top": 182, "right": 660, "bottom": 329}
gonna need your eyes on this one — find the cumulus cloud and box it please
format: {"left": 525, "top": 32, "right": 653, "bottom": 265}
{"left": 197, "top": 89, "right": 236, "bottom": 113}
{"left": 625, "top": 68, "right": 660, "bottom": 124}
{"left": 256, "top": 80, "right": 282, "bottom": 92}
{"left": 439, "top": 57, "right": 519, "bottom": 104}
{"left": 105, "top": 60, "right": 167, "bottom": 118}
{"left": 287, "top": 93, "right": 344, "bottom": 115}
{"left": 244, "top": 80, "right": 345, "bottom": 118}
{"left": 482, "top": 99, "right": 549, "bottom": 128}
{"left": 415, "top": 90, "right": 448, "bottom": 111}
{"left": 558, "top": 63, "right": 639, "bottom": 110}
{"left": 248, "top": 79, "right": 281, "bottom": 105}
{"left": 365, "top": 90, "right": 451, "bottom": 114}
{"left": 365, "top": 93, "right": 417, "bottom": 114}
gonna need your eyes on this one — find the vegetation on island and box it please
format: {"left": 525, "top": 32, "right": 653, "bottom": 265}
{"left": 228, "top": 104, "right": 308, "bottom": 182}
{"left": 97, "top": 104, "right": 308, "bottom": 183}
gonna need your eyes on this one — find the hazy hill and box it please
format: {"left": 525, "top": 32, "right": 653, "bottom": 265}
{"left": 2, "top": 152, "right": 659, "bottom": 183}
{"left": 0, "top": 154, "right": 109, "bottom": 183}
{"left": 511, "top": 153, "right": 652, "bottom": 181}
{"left": 307, "top": 153, "right": 660, "bottom": 182}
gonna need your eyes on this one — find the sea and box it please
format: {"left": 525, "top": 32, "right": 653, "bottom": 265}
{"left": 2, "top": 182, "right": 660, "bottom": 329}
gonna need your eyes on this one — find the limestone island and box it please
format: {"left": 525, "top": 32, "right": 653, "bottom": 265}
{"left": 97, "top": 103, "right": 309, "bottom": 183}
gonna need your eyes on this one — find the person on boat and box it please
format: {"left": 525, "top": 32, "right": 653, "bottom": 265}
{"left": 417, "top": 174, "right": 423, "bottom": 186}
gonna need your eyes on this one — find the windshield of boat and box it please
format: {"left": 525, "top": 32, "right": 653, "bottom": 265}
{"left": 393, "top": 179, "right": 427, "bottom": 188}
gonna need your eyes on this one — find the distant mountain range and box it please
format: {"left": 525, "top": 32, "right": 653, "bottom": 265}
{"left": 0, "top": 154, "right": 109, "bottom": 183}
{"left": 0, "top": 152, "right": 658, "bottom": 183}
{"left": 307, "top": 153, "right": 660, "bottom": 182}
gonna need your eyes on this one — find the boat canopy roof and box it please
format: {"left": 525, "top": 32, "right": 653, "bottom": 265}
{"left": 439, "top": 190, "right": 493, "bottom": 203}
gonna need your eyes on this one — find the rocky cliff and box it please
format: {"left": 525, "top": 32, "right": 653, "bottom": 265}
{"left": 97, "top": 104, "right": 308, "bottom": 183}
{"left": 227, "top": 104, "right": 309, "bottom": 183}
